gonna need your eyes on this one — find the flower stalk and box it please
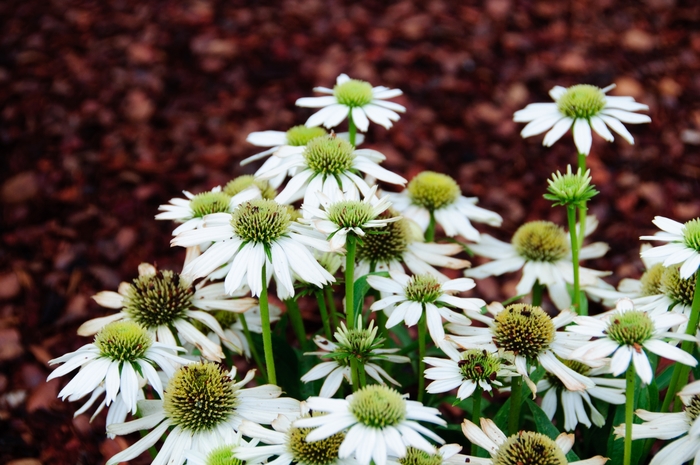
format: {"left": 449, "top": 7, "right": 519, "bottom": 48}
{"left": 315, "top": 290, "right": 333, "bottom": 339}
{"left": 345, "top": 234, "right": 357, "bottom": 329}
{"left": 471, "top": 386, "right": 482, "bottom": 456}
{"left": 238, "top": 313, "right": 266, "bottom": 383}
{"left": 624, "top": 366, "right": 636, "bottom": 465}
{"left": 508, "top": 375, "right": 523, "bottom": 435}
{"left": 417, "top": 309, "right": 427, "bottom": 402}
{"left": 567, "top": 205, "right": 582, "bottom": 313}
{"left": 259, "top": 262, "right": 276, "bottom": 385}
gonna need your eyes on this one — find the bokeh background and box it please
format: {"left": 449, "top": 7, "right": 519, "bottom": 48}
{"left": 1, "top": 0, "right": 700, "bottom": 463}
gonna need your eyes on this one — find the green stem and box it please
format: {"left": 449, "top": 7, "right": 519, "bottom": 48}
{"left": 315, "top": 290, "right": 333, "bottom": 340}
{"left": 425, "top": 211, "right": 436, "bottom": 242}
{"left": 259, "top": 262, "right": 276, "bottom": 385}
{"left": 567, "top": 205, "right": 581, "bottom": 314}
{"left": 345, "top": 234, "right": 357, "bottom": 329}
{"left": 238, "top": 313, "right": 266, "bottom": 383}
{"left": 508, "top": 376, "right": 522, "bottom": 435}
{"left": 350, "top": 357, "right": 361, "bottom": 392}
{"left": 358, "top": 361, "right": 367, "bottom": 388}
{"left": 348, "top": 111, "right": 356, "bottom": 146}
{"left": 661, "top": 272, "right": 700, "bottom": 412}
{"left": 324, "top": 286, "right": 339, "bottom": 332}
{"left": 623, "top": 367, "right": 636, "bottom": 465}
{"left": 471, "top": 387, "right": 482, "bottom": 456}
{"left": 285, "top": 298, "right": 307, "bottom": 346}
{"left": 531, "top": 281, "right": 543, "bottom": 307}
{"left": 417, "top": 309, "right": 427, "bottom": 402}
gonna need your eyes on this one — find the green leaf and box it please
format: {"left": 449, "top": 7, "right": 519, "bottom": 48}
{"left": 353, "top": 272, "right": 389, "bottom": 320}
{"left": 525, "top": 399, "right": 579, "bottom": 462}
{"left": 250, "top": 332, "right": 302, "bottom": 399}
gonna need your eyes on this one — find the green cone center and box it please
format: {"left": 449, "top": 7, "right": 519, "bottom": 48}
{"left": 288, "top": 423, "right": 344, "bottom": 465}
{"left": 356, "top": 211, "right": 409, "bottom": 265}
{"left": 286, "top": 125, "right": 328, "bottom": 146}
{"left": 231, "top": 199, "right": 291, "bottom": 244}
{"left": 122, "top": 270, "right": 194, "bottom": 329}
{"left": 512, "top": 221, "right": 569, "bottom": 263}
{"left": 407, "top": 171, "right": 460, "bottom": 211}
{"left": 606, "top": 310, "right": 654, "bottom": 346}
{"left": 683, "top": 219, "right": 700, "bottom": 253}
{"left": 190, "top": 191, "right": 232, "bottom": 218}
{"left": 303, "top": 135, "right": 355, "bottom": 176}
{"left": 224, "top": 175, "right": 276, "bottom": 200}
{"left": 349, "top": 385, "right": 406, "bottom": 428}
{"left": 333, "top": 79, "right": 373, "bottom": 107}
{"left": 493, "top": 304, "right": 555, "bottom": 359}
{"left": 405, "top": 274, "right": 442, "bottom": 303}
{"left": 94, "top": 320, "right": 152, "bottom": 362}
{"left": 556, "top": 84, "right": 606, "bottom": 119}
{"left": 493, "top": 431, "right": 567, "bottom": 465}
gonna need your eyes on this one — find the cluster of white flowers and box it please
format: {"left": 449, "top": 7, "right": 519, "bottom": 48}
{"left": 48, "top": 76, "right": 700, "bottom": 465}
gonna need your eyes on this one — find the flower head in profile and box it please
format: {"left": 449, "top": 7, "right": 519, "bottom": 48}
{"left": 302, "top": 186, "right": 401, "bottom": 251}
{"left": 255, "top": 134, "right": 406, "bottom": 210}
{"left": 613, "top": 379, "right": 700, "bottom": 465}
{"left": 514, "top": 83, "right": 651, "bottom": 155}
{"left": 367, "top": 271, "right": 484, "bottom": 344}
{"left": 464, "top": 217, "right": 609, "bottom": 310}
{"left": 79, "top": 263, "right": 257, "bottom": 362}
{"left": 568, "top": 298, "right": 697, "bottom": 384}
{"left": 301, "top": 321, "right": 410, "bottom": 397}
{"left": 294, "top": 385, "right": 446, "bottom": 465}
{"left": 296, "top": 74, "right": 405, "bottom": 131}
{"left": 48, "top": 320, "right": 192, "bottom": 416}
{"left": 241, "top": 126, "right": 365, "bottom": 189}
{"left": 447, "top": 303, "right": 595, "bottom": 394}
{"left": 237, "top": 411, "right": 358, "bottom": 465}
{"left": 172, "top": 199, "right": 336, "bottom": 299}
{"left": 106, "top": 361, "right": 300, "bottom": 465}
{"left": 354, "top": 215, "right": 471, "bottom": 283}
{"left": 537, "top": 361, "right": 625, "bottom": 431}
{"left": 544, "top": 165, "right": 598, "bottom": 209}
{"left": 461, "top": 418, "right": 607, "bottom": 465}
{"left": 641, "top": 216, "right": 700, "bottom": 279}
{"left": 156, "top": 185, "right": 262, "bottom": 236}
{"left": 387, "top": 171, "right": 502, "bottom": 242}
{"left": 424, "top": 343, "right": 517, "bottom": 400}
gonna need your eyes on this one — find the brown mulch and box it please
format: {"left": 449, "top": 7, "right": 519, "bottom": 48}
{"left": 1, "top": 0, "right": 700, "bottom": 463}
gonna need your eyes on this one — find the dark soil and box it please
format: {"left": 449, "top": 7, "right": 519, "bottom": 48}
{"left": 2, "top": 0, "right": 700, "bottom": 463}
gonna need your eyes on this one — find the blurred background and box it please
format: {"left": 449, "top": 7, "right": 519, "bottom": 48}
{"left": 1, "top": 0, "right": 699, "bottom": 463}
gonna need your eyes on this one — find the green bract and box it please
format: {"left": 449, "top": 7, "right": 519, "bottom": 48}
{"left": 544, "top": 165, "right": 598, "bottom": 208}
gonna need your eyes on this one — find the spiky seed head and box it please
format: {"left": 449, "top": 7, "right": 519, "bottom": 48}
{"left": 303, "top": 135, "right": 355, "bottom": 176}
{"left": 286, "top": 125, "right": 329, "bottom": 146}
{"left": 493, "top": 431, "right": 567, "bottom": 465}
{"left": 224, "top": 175, "right": 276, "bottom": 200}
{"left": 288, "top": 420, "right": 344, "bottom": 465}
{"left": 399, "top": 448, "right": 443, "bottom": 465}
{"left": 334, "top": 79, "right": 374, "bottom": 107}
{"left": 493, "top": 304, "right": 555, "bottom": 359}
{"left": 686, "top": 396, "right": 700, "bottom": 423}
{"left": 556, "top": 84, "right": 606, "bottom": 119}
{"left": 122, "top": 270, "right": 194, "bottom": 329}
{"left": 349, "top": 385, "right": 406, "bottom": 428}
{"left": 356, "top": 211, "right": 410, "bottom": 264}
{"left": 660, "top": 265, "right": 695, "bottom": 307}
{"left": 94, "top": 320, "right": 152, "bottom": 362}
{"left": 327, "top": 200, "right": 375, "bottom": 229}
{"left": 190, "top": 191, "right": 233, "bottom": 218}
{"left": 231, "top": 199, "right": 291, "bottom": 244}
{"left": 640, "top": 263, "right": 666, "bottom": 297}
{"left": 163, "top": 362, "right": 238, "bottom": 432}
{"left": 458, "top": 349, "right": 502, "bottom": 382}
{"left": 405, "top": 274, "right": 443, "bottom": 303}
{"left": 683, "top": 219, "right": 700, "bottom": 253}
{"left": 606, "top": 310, "right": 654, "bottom": 346}
{"left": 407, "top": 171, "right": 461, "bottom": 211}
{"left": 512, "top": 221, "right": 569, "bottom": 263}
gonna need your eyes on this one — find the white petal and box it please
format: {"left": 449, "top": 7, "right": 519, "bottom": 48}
{"left": 573, "top": 118, "right": 592, "bottom": 155}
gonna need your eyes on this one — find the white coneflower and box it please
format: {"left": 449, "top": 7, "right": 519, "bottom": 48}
{"left": 294, "top": 385, "right": 446, "bottom": 465}
{"left": 156, "top": 184, "right": 261, "bottom": 235}
{"left": 302, "top": 186, "right": 401, "bottom": 251}
{"left": 424, "top": 343, "right": 517, "bottom": 400}
{"left": 301, "top": 321, "right": 410, "bottom": 397}
{"left": 536, "top": 362, "right": 626, "bottom": 431}
{"left": 79, "top": 263, "right": 256, "bottom": 361}
{"left": 567, "top": 299, "right": 698, "bottom": 384}
{"left": 464, "top": 217, "right": 610, "bottom": 310}
{"left": 641, "top": 216, "right": 700, "bottom": 279}
{"left": 48, "top": 320, "right": 191, "bottom": 416}
{"left": 354, "top": 215, "right": 471, "bottom": 283}
{"left": 296, "top": 74, "right": 405, "bottom": 131}
{"left": 514, "top": 83, "right": 651, "bottom": 155}
{"left": 447, "top": 303, "right": 595, "bottom": 393}
{"left": 461, "top": 418, "right": 607, "bottom": 465}
{"left": 172, "top": 199, "right": 335, "bottom": 299}
{"left": 106, "top": 361, "right": 300, "bottom": 465}
{"left": 613, "top": 379, "right": 700, "bottom": 465}
{"left": 387, "top": 171, "right": 502, "bottom": 242}
{"left": 367, "top": 271, "right": 484, "bottom": 344}
{"left": 237, "top": 412, "right": 358, "bottom": 465}
{"left": 255, "top": 134, "right": 406, "bottom": 210}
